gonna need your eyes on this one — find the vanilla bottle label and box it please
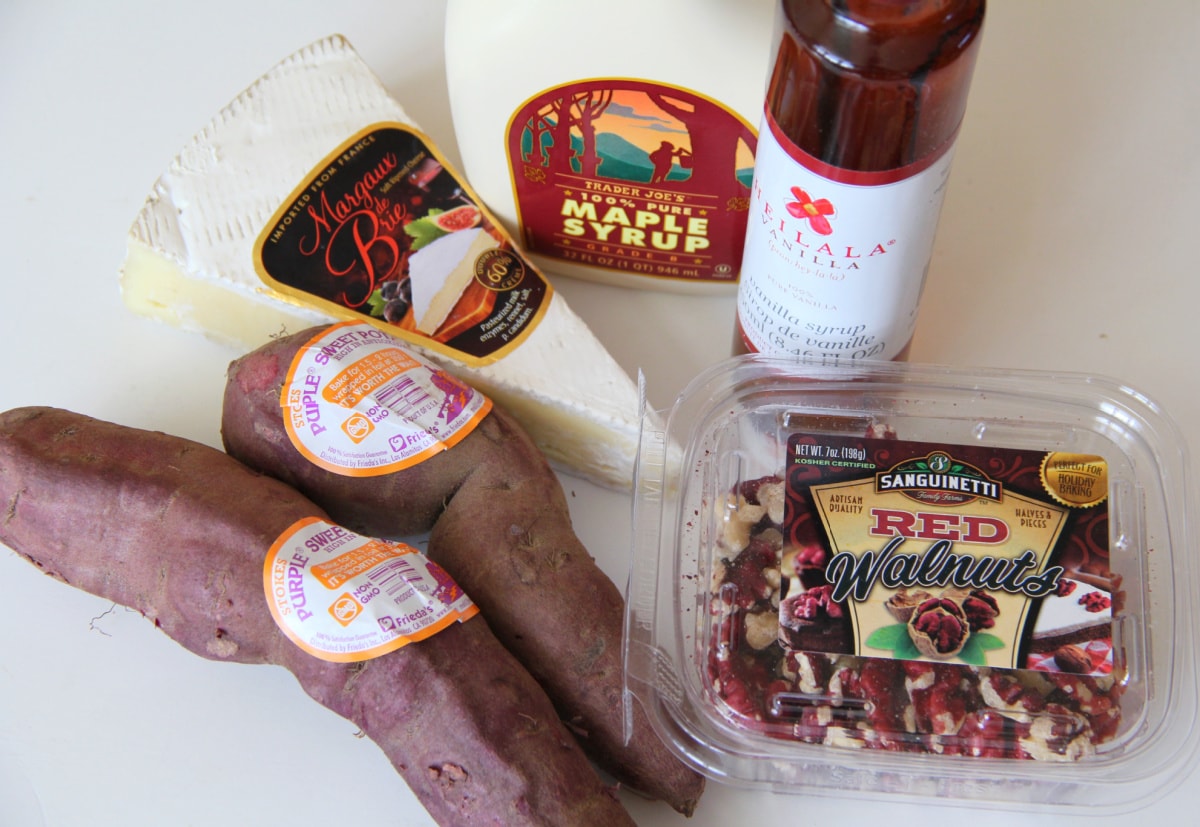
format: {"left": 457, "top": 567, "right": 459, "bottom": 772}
{"left": 737, "top": 113, "right": 957, "bottom": 362}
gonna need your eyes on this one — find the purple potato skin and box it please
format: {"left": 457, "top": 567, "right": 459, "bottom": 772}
{"left": 221, "top": 326, "right": 704, "bottom": 816}
{"left": 0, "top": 406, "right": 635, "bottom": 827}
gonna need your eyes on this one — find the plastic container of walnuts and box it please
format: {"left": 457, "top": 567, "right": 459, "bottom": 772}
{"left": 625, "top": 355, "right": 1200, "bottom": 812}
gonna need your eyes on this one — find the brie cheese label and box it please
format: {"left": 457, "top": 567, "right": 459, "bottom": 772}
{"left": 254, "top": 123, "right": 551, "bottom": 366}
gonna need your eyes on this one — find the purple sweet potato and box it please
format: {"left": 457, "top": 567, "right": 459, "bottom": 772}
{"left": 0, "top": 406, "right": 635, "bottom": 827}
{"left": 221, "top": 326, "right": 704, "bottom": 815}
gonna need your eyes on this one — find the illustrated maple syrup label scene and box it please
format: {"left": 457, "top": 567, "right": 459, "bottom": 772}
{"left": 255, "top": 125, "right": 551, "bottom": 366}
{"left": 506, "top": 79, "right": 757, "bottom": 284}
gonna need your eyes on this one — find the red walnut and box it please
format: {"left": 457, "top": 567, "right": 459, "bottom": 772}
{"left": 908, "top": 597, "right": 969, "bottom": 658}
{"left": 961, "top": 589, "right": 1000, "bottom": 631}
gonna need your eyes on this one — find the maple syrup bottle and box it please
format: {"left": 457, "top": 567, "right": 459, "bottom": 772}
{"left": 735, "top": 0, "right": 985, "bottom": 361}
{"left": 446, "top": 0, "right": 776, "bottom": 294}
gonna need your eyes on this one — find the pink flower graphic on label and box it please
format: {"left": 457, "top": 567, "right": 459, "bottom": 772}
{"left": 786, "top": 187, "right": 835, "bottom": 236}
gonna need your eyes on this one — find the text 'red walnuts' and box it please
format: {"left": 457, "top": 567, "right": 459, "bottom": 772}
{"left": 708, "top": 475, "right": 1124, "bottom": 762}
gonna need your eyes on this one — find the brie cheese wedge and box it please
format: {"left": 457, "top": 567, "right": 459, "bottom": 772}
{"left": 409, "top": 227, "right": 496, "bottom": 335}
{"left": 120, "top": 34, "right": 641, "bottom": 490}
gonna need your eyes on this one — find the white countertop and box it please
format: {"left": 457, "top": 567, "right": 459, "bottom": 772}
{"left": 2, "top": 1, "right": 1198, "bottom": 825}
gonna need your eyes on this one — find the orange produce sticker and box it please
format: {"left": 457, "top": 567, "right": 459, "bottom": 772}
{"left": 264, "top": 517, "right": 478, "bottom": 663}
{"left": 281, "top": 321, "right": 491, "bottom": 476}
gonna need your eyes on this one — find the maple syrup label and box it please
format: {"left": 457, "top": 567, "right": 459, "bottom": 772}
{"left": 281, "top": 322, "right": 492, "bottom": 477}
{"left": 737, "top": 112, "right": 957, "bottom": 361}
{"left": 254, "top": 124, "right": 551, "bottom": 367}
{"left": 264, "top": 517, "right": 477, "bottom": 663}
{"left": 506, "top": 79, "right": 757, "bottom": 284}
{"left": 780, "top": 434, "right": 1115, "bottom": 677}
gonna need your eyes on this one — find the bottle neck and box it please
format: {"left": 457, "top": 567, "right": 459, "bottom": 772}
{"left": 769, "top": 0, "right": 985, "bottom": 172}
{"left": 792, "top": 0, "right": 984, "bottom": 76}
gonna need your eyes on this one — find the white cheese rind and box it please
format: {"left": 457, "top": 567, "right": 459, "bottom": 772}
{"left": 119, "top": 34, "right": 640, "bottom": 490}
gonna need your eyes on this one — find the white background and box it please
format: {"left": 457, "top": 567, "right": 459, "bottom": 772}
{"left": 2, "top": 1, "right": 1198, "bottom": 825}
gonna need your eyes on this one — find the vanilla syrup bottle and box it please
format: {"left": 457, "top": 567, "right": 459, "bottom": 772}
{"left": 735, "top": 0, "right": 985, "bottom": 360}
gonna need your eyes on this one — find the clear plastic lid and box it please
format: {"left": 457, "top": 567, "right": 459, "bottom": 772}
{"left": 626, "top": 356, "right": 1200, "bottom": 812}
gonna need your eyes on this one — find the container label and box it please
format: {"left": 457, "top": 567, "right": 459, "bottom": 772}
{"left": 281, "top": 321, "right": 491, "bottom": 477}
{"left": 737, "top": 112, "right": 956, "bottom": 361}
{"left": 506, "top": 79, "right": 756, "bottom": 284}
{"left": 264, "top": 517, "right": 478, "bottom": 663}
{"left": 254, "top": 123, "right": 551, "bottom": 366}
{"left": 779, "top": 434, "right": 1114, "bottom": 677}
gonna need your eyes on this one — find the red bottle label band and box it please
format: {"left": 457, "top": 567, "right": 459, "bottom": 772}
{"left": 763, "top": 111, "right": 960, "bottom": 187}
